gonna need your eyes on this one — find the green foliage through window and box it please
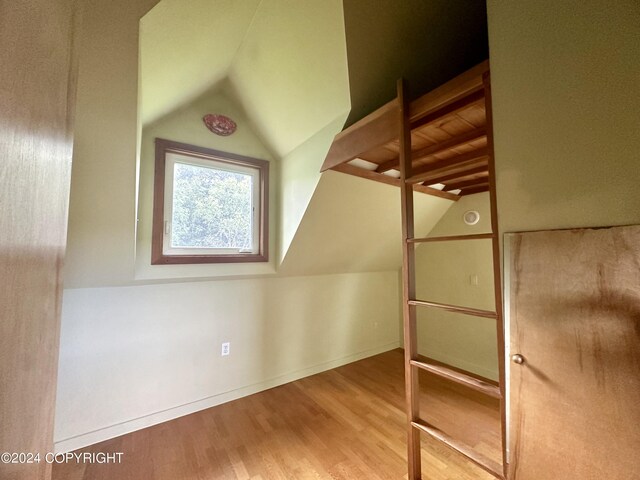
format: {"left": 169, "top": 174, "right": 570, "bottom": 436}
{"left": 171, "top": 162, "right": 253, "bottom": 250}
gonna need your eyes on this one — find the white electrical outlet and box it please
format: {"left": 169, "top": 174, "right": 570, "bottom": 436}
{"left": 221, "top": 342, "right": 230, "bottom": 356}
{"left": 470, "top": 274, "right": 479, "bottom": 286}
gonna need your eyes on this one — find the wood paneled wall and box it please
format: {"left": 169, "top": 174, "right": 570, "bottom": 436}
{"left": 0, "top": 1, "right": 78, "bottom": 479}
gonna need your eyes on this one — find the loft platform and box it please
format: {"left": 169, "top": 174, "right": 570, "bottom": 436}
{"left": 321, "top": 60, "right": 491, "bottom": 200}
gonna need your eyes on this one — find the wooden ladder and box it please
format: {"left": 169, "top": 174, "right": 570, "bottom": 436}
{"left": 398, "top": 73, "right": 507, "bottom": 480}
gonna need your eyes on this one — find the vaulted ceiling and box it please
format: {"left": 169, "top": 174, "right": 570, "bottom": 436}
{"left": 139, "top": 0, "right": 261, "bottom": 126}
{"left": 140, "top": 0, "right": 488, "bottom": 156}
{"left": 140, "top": 0, "right": 350, "bottom": 158}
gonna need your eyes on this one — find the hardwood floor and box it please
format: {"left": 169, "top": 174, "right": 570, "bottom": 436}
{"left": 53, "top": 349, "right": 501, "bottom": 479}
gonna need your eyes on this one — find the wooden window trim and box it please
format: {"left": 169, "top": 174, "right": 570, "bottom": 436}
{"left": 152, "top": 138, "right": 269, "bottom": 265}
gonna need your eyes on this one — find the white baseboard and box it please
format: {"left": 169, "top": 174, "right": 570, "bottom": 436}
{"left": 54, "top": 341, "right": 400, "bottom": 453}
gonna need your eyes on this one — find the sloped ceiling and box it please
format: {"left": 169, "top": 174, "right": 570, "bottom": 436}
{"left": 139, "top": 0, "right": 261, "bottom": 125}
{"left": 228, "top": 0, "right": 350, "bottom": 157}
{"left": 140, "top": 0, "right": 350, "bottom": 158}
{"left": 279, "top": 171, "right": 453, "bottom": 275}
{"left": 141, "top": 0, "right": 489, "bottom": 133}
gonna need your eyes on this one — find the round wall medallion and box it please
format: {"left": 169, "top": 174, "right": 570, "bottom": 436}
{"left": 463, "top": 210, "right": 480, "bottom": 225}
{"left": 203, "top": 114, "right": 237, "bottom": 136}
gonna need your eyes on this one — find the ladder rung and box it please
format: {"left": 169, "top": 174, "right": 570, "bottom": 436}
{"left": 409, "top": 299, "right": 498, "bottom": 319}
{"left": 407, "top": 233, "right": 494, "bottom": 243}
{"left": 411, "top": 420, "right": 504, "bottom": 479}
{"left": 410, "top": 360, "right": 501, "bottom": 398}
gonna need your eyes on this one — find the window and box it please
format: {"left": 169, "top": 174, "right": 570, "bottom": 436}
{"left": 152, "top": 139, "right": 269, "bottom": 264}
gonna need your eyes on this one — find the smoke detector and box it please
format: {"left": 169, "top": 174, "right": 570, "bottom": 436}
{"left": 463, "top": 210, "right": 480, "bottom": 225}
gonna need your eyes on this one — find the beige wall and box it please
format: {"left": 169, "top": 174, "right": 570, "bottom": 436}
{"left": 487, "top": 0, "right": 640, "bottom": 234}
{"left": 136, "top": 83, "right": 277, "bottom": 280}
{"left": 278, "top": 116, "right": 348, "bottom": 263}
{"left": 65, "top": 0, "right": 161, "bottom": 288}
{"left": 282, "top": 173, "right": 453, "bottom": 275}
{"left": 58, "top": 0, "right": 403, "bottom": 453}
{"left": 55, "top": 271, "right": 400, "bottom": 452}
{"left": 415, "top": 193, "right": 498, "bottom": 380}
{"left": 487, "top": 0, "right": 640, "bottom": 461}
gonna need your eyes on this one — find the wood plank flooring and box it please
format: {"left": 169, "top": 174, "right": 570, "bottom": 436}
{"left": 53, "top": 349, "right": 501, "bottom": 479}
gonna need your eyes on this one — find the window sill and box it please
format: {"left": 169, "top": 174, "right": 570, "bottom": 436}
{"left": 151, "top": 253, "right": 269, "bottom": 265}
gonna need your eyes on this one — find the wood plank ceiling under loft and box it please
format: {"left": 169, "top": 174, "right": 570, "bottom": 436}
{"left": 321, "top": 61, "right": 491, "bottom": 201}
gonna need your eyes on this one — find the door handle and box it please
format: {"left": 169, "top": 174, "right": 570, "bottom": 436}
{"left": 511, "top": 354, "right": 525, "bottom": 365}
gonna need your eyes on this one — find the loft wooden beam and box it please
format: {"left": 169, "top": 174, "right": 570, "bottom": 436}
{"left": 459, "top": 185, "right": 490, "bottom": 196}
{"left": 412, "top": 147, "right": 488, "bottom": 177}
{"left": 409, "top": 89, "right": 484, "bottom": 130}
{"left": 331, "top": 163, "right": 459, "bottom": 201}
{"left": 443, "top": 178, "right": 489, "bottom": 191}
{"left": 332, "top": 162, "right": 397, "bottom": 187}
{"left": 413, "top": 183, "right": 459, "bottom": 199}
{"left": 376, "top": 126, "right": 487, "bottom": 173}
{"left": 406, "top": 148, "right": 489, "bottom": 184}
{"left": 418, "top": 161, "right": 488, "bottom": 186}
{"left": 320, "top": 60, "right": 490, "bottom": 172}
{"left": 419, "top": 164, "right": 488, "bottom": 187}
{"left": 321, "top": 100, "right": 399, "bottom": 172}
{"left": 409, "top": 60, "right": 489, "bottom": 125}
{"left": 414, "top": 124, "right": 487, "bottom": 164}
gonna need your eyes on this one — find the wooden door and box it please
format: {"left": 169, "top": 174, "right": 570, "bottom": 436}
{"left": 507, "top": 226, "right": 640, "bottom": 479}
{"left": 0, "top": 1, "right": 78, "bottom": 479}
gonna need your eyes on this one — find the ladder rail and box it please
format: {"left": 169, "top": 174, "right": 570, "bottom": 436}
{"left": 397, "top": 78, "right": 421, "bottom": 480}
{"left": 483, "top": 71, "right": 509, "bottom": 478}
